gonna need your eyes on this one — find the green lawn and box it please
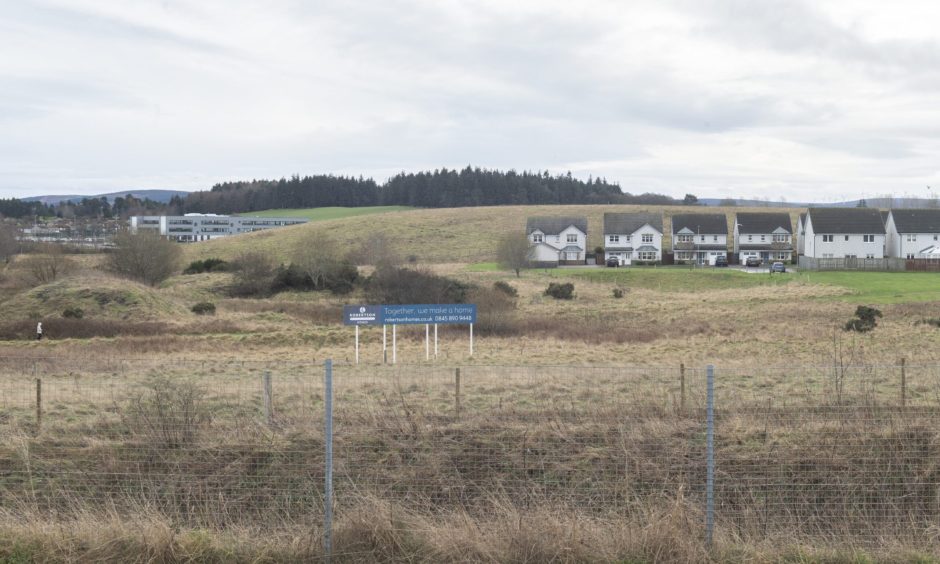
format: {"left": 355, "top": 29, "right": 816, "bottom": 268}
{"left": 554, "top": 267, "right": 793, "bottom": 292}
{"left": 242, "top": 206, "right": 415, "bottom": 221}
{"left": 795, "top": 271, "right": 940, "bottom": 303}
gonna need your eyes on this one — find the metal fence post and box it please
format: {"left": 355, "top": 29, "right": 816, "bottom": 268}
{"left": 706, "top": 364, "right": 715, "bottom": 549}
{"left": 324, "top": 359, "right": 334, "bottom": 562}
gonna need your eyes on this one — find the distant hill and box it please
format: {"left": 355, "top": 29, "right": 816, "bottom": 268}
{"left": 22, "top": 189, "right": 190, "bottom": 205}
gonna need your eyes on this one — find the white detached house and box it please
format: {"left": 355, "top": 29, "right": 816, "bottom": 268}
{"left": 803, "top": 208, "right": 885, "bottom": 259}
{"left": 733, "top": 212, "right": 794, "bottom": 263}
{"left": 603, "top": 212, "right": 663, "bottom": 265}
{"left": 885, "top": 209, "right": 940, "bottom": 259}
{"left": 671, "top": 213, "right": 729, "bottom": 265}
{"left": 526, "top": 216, "right": 588, "bottom": 265}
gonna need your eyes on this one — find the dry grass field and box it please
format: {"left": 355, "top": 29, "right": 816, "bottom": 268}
{"left": 3, "top": 206, "right": 940, "bottom": 561}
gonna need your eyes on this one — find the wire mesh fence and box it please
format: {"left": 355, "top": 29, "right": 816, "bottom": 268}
{"left": 1, "top": 356, "right": 940, "bottom": 557}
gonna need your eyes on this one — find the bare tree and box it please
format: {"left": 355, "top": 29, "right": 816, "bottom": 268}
{"left": 0, "top": 223, "right": 18, "bottom": 263}
{"left": 107, "top": 231, "right": 182, "bottom": 286}
{"left": 292, "top": 233, "right": 357, "bottom": 292}
{"left": 496, "top": 233, "right": 531, "bottom": 277}
{"left": 20, "top": 244, "right": 74, "bottom": 283}
{"left": 230, "top": 251, "right": 276, "bottom": 297}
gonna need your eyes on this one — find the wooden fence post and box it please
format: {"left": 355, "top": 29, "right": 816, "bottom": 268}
{"left": 35, "top": 378, "right": 42, "bottom": 433}
{"left": 263, "top": 371, "right": 274, "bottom": 426}
{"left": 455, "top": 368, "right": 461, "bottom": 420}
{"left": 900, "top": 357, "right": 906, "bottom": 411}
{"left": 680, "top": 363, "right": 686, "bottom": 412}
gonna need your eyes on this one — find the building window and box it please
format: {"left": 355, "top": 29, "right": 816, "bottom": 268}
{"left": 677, "top": 234, "right": 692, "bottom": 243}
{"left": 907, "top": 234, "right": 917, "bottom": 242}
{"left": 864, "top": 235, "right": 875, "bottom": 242}
{"left": 638, "top": 251, "right": 656, "bottom": 261}
{"left": 907, "top": 254, "right": 915, "bottom": 259}
{"left": 625, "top": 235, "right": 631, "bottom": 242}
{"left": 608, "top": 235, "right": 619, "bottom": 243}
{"left": 760, "top": 235, "right": 766, "bottom": 241}
{"left": 844, "top": 235, "right": 850, "bottom": 241}
{"left": 866, "top": 254, "right": 876, "bottom": 259}
{"left": 533, "top": 234, "right": 543, "bottom": 243}
{"left": 773, "top": 234, "right": 789, "bottom": 242}
{"left": 713, "top": 235, "right": 718, "bottom": 242}
{"left": 823, "top": 253, "right": 834, "bottom": 258}
{"left": 567, "top": 234, "right": 578, "bottom": 243}
{"left": 747, "top": 235, "right": 752, "bottom": 242}
{"left": 822, "top": 235, "right": 833, "bottom": 242}
{"left": 700, "top": 235, "right": 706, "bottom": 242}
{"left": 642, "top": 234, "right": 653, "bottom": 243}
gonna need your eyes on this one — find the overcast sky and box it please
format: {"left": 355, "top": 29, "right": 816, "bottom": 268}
{"left": 3, "top": 0, "right": 940, "bottom": 201}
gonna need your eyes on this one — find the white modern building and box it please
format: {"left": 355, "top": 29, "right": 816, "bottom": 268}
{"left": 130, "top": 214, "right": 308, "bottom": 241}
{"left": 803, "top": 208, "right": 885, "bottom": 259}
{"left": 885, "top": 209, "right": 940, "bottom": 259}
{"left": 733, "top": 212, "right": 794, "bottom": 263}
{"left": 526, "top": 216, "right": 587, "bottom": 265}
{"left": 671, "top": 213, "right": 728, "bottom": 265}
{"left": 603, "top": 212, "right": 663, "bottom": 265}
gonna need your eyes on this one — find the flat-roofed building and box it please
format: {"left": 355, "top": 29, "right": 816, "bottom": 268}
{"left": 130, "top": 213, "right": 308, "bottom": 241}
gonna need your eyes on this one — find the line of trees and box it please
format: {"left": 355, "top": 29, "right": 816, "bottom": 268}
{"left": 0, "top": 196, "right": 167, "bottom": 220}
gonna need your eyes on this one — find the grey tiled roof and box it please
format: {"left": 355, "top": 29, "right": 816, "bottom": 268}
{"left": 807, "top": 208, "right": 886, "bottom": 234}
{"left": 635, "top": 245, "right": 658, "bottom": 252}
{"left": 889, "top": 209, "right": 940, "bottom": 233}
{"left": 603, "top": 212, "right": 663, "bottom": 235}
{"left": 672, "top": 213, "right": 727, "bottom": 235}
{"left": 526, "top": 216, "right": 588, "bottom": 236}
{"left": 734, "top": 212, "right": 792, "bottom": 234}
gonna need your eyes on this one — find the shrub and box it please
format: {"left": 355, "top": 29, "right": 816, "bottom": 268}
{"left": 108, "top": 231, "right": 182, "bottom": 286}
{"left": 366, "top": 267, "right": 472, "bottom": 305}
{"left": 493, "top": 281, "right": 518, "bottom": 297}
{"left": 19, "top": 244, "right": 74, "bottom": 283}
{"left": 844, "top": 305, "right": 882, "bottom": 332}
{"left": 496, "top": 233, "right": 532, "bottom": 277}
{"left": 62, "top": 307, "right": 84, "bottom": 319}
{"left": 544, "top": 282, "right": 575, "bottom": 300}
{"left": 191, "top": 302, "right": 216, "bottom": 315}
{"left": 470, "top": 286, "right": 517, "bottom": 335}
{"left": 124, "top": 377, "right": 211, "bottom": 449}
{"left": 230, "top": 252, "right": 276, "bottom": 297}
{"left": 919, "top": 318, "right": 940, "bottom": 328}
{"left": 612, "top": 288, "right": 624, "bottom": 299}
{"left": 183, "top": 258, "right": 229, "bottom": 274}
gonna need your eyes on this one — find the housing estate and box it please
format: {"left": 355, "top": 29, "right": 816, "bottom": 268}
{"left": 885, "top": 209, "right": 940, "bottom": 259}
{"left": 130, "top": 214, "right": 308, "bottom": 241}
{"left": 526, "top": 216, "right": 588, "bottom": 265}
{"left": 802, "top": 208, "right": 885, "bottom": 259}
{"left": 603, "top": 212, "right": 663, "bottom": 265}
{"left": 733, "top": 212, "right": 793, "bottom": 264}
{"left": 671, "top": 213, "right": 729, "bottom": 265}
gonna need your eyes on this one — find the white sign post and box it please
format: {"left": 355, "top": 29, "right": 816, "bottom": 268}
{"left": 383, "top": 325, "right": 387, "bottom": 364}
{"left": 434, "top": 324, "right": 438, "bottom": 358}
{"left": 355, "top": 325, "right": 359, "bottom": 364}
{"left": 469, "top": 323, "right": 474, "bottom": 356}
{"left": 392, "top": 324, "right": 397, "bottom": 364}
{"left": 425, "top": 324, "right": 430, "bottom": 361}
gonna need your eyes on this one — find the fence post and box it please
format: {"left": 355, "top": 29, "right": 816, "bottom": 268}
{"left": 680, "top": 363, "right": 686, "bottom": 412}
{"left": 263, "top": 371, "right": 274, "bottom": 426}
{"left": 324, "top": 359, "right": 334, "bottom": 562}
{"left": 455, "top": 368, "right": 461, "bottom": 420}
{"left": 35, "top": 378, "right": 42, "bottom": 433}
{"left": 900, "top": 357, "right": 906, "bottom": 411}
{"left": 706, "top": 365, "right": 715, "bottom": 549}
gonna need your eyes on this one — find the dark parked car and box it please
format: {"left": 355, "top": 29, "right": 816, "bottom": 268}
{"left": 771, "top": 262, "right": 786, "bottom": 273}
{"left": 745, "top": 256, "right": 762, "bottom": 267}
{"left": 714, "top": 256, "right": 728, "bottom": 267}
{"left": 606, "top": 257, "right": 620, "bottom": 267}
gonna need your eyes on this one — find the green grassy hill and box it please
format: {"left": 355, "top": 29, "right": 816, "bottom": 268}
{"left": 185, "top": 204, "right": 807, "bottom": 264}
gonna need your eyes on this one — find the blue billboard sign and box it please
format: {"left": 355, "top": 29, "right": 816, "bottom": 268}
{"left": 343, "top": 304, "right": 476, "bottom": 325}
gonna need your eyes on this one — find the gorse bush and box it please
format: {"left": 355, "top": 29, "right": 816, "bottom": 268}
{"left": 493, "top": 281, "right": 518, "bottom": 297}
{"left": 612, "top": 288, "right": 624, "bottom": 299}
{"left": 190, "top": 302, "right": 216, "bottom": 315}
{"left": 183, "top": 258, "right": 229, "bottom": 274}
{"left": 366, "top": 267, "right": 471, "bottom": 305}
{"left": 545, "top": 282, "right": 575, "bottom": 300}
{"left": 845, "top": 305, "right": 882, "bottom": 332}
{"left": 62, "top": 307, "right": 84, "bottom": 319}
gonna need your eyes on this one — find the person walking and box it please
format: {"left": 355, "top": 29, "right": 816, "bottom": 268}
{"left": 36, "top": 321, "right": 42, "bottom": 341}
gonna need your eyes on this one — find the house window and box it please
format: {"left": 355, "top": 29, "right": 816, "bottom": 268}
{"left": 642, "top": 234, "right": 653, "bottom": 243}
{"left": 907, "top": 254, "right": 915, "bottom": 259}
{"left": 844, "top": 235, "right": 850, "bottom": 241}
{"left": 773, "top": 234, "right": 789, "bottom": 242}
{"left": 533, "top": 234, "right": 543, "bottom": 243}
{"left": 700, "top": 235, "right": 706, "bottom": 242}
{"left": 713, "top": 235, "right": 718, "bottom": 242}
{"left": 760, "top": 235, "right": 766, "bottom": 242}
{"left": 747, "top": 235, "right": 752, "bottom": 242}
{"left": 822, "top": 235, "right": 833, "bottom": 242}
{"left": 625, "top": 235, "right": 632, "bottom": 242}
{"left": 866, "top": 254, "right": 876, "bottom": 259}
{"left": 677, "top": 234, "right": 693, "bottom": 243}
{"left": 907, "top": 234, "right": 917, "bottom": 242}
{"left": 638, "top": 251, "right": 656, "bottom": 261}
{"left": 608, "top": 235, "right": 619, "bottom": 243}
{"left": 864, "top": 235, "right": 875, "bottom": 242}
{"left": 567, "top": 234, "right": 577, "bottom": 243}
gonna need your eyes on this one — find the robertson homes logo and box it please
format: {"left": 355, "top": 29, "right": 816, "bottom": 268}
{"left": 344, "top": 305, "right": 382, "bottom": 325}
